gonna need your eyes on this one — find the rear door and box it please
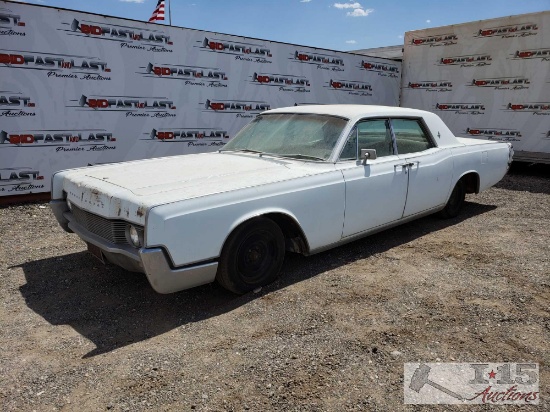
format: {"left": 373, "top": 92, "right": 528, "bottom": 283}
{"left": 390, "top": 118, "right": 453, "bottom": 217}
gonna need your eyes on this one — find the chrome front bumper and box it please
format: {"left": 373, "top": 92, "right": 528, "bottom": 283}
{"left": 50, "top": 200, "right": 218, "bottom": 294}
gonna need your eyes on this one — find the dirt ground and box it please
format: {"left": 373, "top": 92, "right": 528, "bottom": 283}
{"left": 1, "top": 163, "right": 549, "bottom": 411}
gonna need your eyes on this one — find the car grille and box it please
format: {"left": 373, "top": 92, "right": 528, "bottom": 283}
{"left": 70, "top": 204, "right": 142, "bottom": 245}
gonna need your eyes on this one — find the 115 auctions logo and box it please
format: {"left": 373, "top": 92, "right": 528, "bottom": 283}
{"left": 469, "top": 77, "right": 530, "bottom": 90}
{"left": 329, "top": 79, "right": 373, "bottom": 96}
{"left": 64, "top": 18, "right": 173, "bottom": 52}
{"left": 146, "top": 128, "right": 229, "bottom": 147}
{"left": 0, "top": 128, "right": 118, "bottom": 152}
{"left": 360, "top": 60, "right": 399, "bottom": 78}
{"left": 466, "top": 127, "right": 522, "bottom": 141}
{"left": 0, "top": 49, "right": 111, "bottom": 80}
{"left": 475, "top": 23, "right": 538, "bottom": 38}
{"left": 252, "top": 72, "right": 310, "bottom": 92}
{"left": 203, "top": 99, "right": 270, "bottom": 119}
{"left": 74, "top": 94, "right": 176, "bottom": 118}
{"left": 0, "top": 92, "right": 36, "bottom": 117}
{"left": 0, "top": 10, "right": 26, "bottom": 37}
{"left": 200, "top": 37, "right": 272, "bottom": 63}
{"left": 439, "top": 54, "right": 492, "bottom": 67}
{"left": 292, "top": 50, "right": 344, "bottom": 71}
{"left": 411, "top": 33, "right": 457, "bottom": 47}
{"left": 0, "top": 167, "right": 44, "bottom": 193}
{"left": 140, "top": 62, "right": 228, "bottom": 87}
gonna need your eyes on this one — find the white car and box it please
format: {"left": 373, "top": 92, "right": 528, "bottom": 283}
{"left": 51, "top": 105, "right": 513, "bottom": 294}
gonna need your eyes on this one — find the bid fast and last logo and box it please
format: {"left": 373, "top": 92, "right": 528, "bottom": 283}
{"left": 465, "top": 127, "right": 522, "bottom": 142}
{"left": 359, "top": 60, "right": 399, "bottom": 78}
{"left": 203, "top": 99, "right": 270, "bottom": 119}
{"left": 435, "top": 103, "right": 485, "bottom": 115}
{"left": 328, "top": 79, "right": 373, "bottom": 96}
{"left": 199, "top": 37, "right": 272, "bottom": 64}
{"left": 438, "top": 53, "right": 492, "bottom": 68}
{"left": 251, "top": 72, "right": 311, "bottom": 92}
{"left": 410, "top": 33, "right": 458, "bottom": 47}
{"left": 60, "top": 18, "right": 173, "bottom": 53}
{"left": 139, "top": 62, "right": 228, "bottom": 88}
{"left": 0, "top": 91, "right": 36, "bottom": 118}
{"left": 0, "top": 129, "right": 118, "bottom": 153}
{"left": 72, "top": 94, "right": 176, "bottom": 118}
{"left": 291, "top": 50, "right": 345, "bottom": 72}
{"left": 504, "top": 102, "right": 550, "bottom": 115}
{"left": 145, "top": 128, "right": 229, "bottom": 148}
{"left": 469, "top": 77, "right": 530, "bottom": 91}
{"left": 475, "top": 22, "right": 538, "bottom": 39}
{"left": 406, "top": 80, "right": 452, "bottom": 92}
{"left": 0, "top": 49, "right": 111, "bottom": 81}
{"left": 0, "top": 8, "right": 26, "bottom": 37}
{"left": 0, "top": 167, "right": 44, "bottom": 193}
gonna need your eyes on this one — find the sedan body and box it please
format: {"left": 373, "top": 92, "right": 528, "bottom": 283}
{"left": 51, "top": 105, "right": 513, "bottom": 293}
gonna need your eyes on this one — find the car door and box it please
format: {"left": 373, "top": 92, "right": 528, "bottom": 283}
{"left": 390, "top": 118, "right": 453, "bottom": 218}
{"left": 336, "top": 119, "right": 409, "bottom": 238}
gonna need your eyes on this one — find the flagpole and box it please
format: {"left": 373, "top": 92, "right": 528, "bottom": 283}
{"left": 169, "top": 0, "right": 172, "bottom": 26}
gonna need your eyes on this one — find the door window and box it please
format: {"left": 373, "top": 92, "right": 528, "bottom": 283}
{"left": 391, "top": 119, "right": 434, "bottom": 154}
{"left": 339, "top": 119, "right": 394, "bottom": 160}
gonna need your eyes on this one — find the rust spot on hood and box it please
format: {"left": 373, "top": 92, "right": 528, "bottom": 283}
{"left": 136, "top": 206, "right": 145, "bottom": 217}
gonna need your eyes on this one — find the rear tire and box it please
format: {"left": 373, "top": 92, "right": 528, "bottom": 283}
{"left": 438, "top": 179, "right": 466, "bottom": 219}
{"left": 216, "top": 217, "right": 285, "bottom": 294}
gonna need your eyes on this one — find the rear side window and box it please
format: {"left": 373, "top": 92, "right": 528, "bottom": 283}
{"left": 391, "top": 119, "right": 434, "bottom": 155}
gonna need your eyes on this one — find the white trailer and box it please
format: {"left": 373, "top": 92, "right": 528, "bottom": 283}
{"left": 401, "top": 12, "right": 550, "bottom": 163}
{"left": 0, "top": 0, "right": 401, "bottom": 199}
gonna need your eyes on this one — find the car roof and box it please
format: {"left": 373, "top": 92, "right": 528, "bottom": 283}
{"left": 264, "top": 104, "right": 429, "bottom": 119}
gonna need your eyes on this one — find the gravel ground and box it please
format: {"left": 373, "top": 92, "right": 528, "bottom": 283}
{"left": 1, "top": 163, "right": 549, "bottom": 411}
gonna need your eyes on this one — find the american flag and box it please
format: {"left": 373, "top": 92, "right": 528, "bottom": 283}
{"left": 149, "top": 0, "right": 165, "bottom": 22}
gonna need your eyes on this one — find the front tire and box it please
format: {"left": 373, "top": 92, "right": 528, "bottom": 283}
{"left": 216, "top": 217, "right": 285, "bottom": 294}
{"left": 439, "top": 179, "right": 465, "bottom": 219}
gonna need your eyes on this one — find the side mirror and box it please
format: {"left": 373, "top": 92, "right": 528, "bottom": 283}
{"left": 361, "top": 149, "right": 377, "bottom": 165}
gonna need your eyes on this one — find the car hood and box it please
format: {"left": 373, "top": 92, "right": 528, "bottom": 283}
{"left": 62, "top": 152, "right": 328, "bottom": 222}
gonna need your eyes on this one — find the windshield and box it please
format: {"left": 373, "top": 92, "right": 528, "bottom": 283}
{"left": 222, "top": 113, "right": 348, "bottom": 161}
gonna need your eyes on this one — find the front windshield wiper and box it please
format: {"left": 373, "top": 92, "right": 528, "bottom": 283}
{"left": 273, "top": 153, "right": 325, "bottom": 161}
{"left": 219, "top": 148, "right": 264, "bottom": 154}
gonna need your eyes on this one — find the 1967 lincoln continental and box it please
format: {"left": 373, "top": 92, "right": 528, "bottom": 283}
{"left": 51, "top": 105, "right": 513, "bottom": 294}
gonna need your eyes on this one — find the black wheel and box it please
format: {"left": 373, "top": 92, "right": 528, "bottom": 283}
{"left": 216, "top": 217, "right": 285, "bottom": 294}
{"left": 438, "top": 179, "right": 466, "bottom": 219}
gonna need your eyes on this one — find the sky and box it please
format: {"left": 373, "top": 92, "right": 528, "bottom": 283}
{"left": 7, "top": 0, "right": 550, "bottom": 51}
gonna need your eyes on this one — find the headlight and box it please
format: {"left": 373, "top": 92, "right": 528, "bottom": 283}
{"left": 126, "top": 225, "right": 142, "bottom": 247}
{"left": 66, "top": 199, "right": 73, "bottom": 211}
